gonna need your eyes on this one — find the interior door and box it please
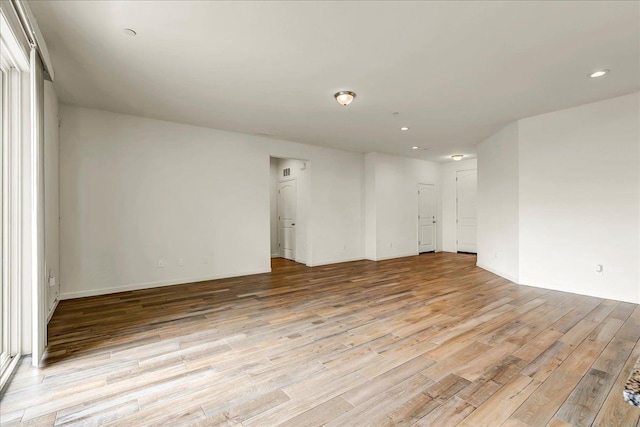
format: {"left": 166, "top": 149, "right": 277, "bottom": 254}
{"left": 278, "top": 179, "right": 296, "bottom": 260}
{"left": 418, "top": 184, "right": 436, "bottom": 253}
{"left": 457, "top": 169, "right": 477, "bottom": 253}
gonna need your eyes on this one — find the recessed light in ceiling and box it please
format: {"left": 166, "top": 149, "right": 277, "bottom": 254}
{"left": 123, "top": 28, "right": 137, "bottom": 37}
{"left": 412, "top": 146, "right": 419, "bottom": 150}
{"left": 589, "top": 69, "right": 609, "bottom": 78}
{"left": 400, "top": 127, "right": 409, "bottom": 131}
{"left": 334, "top": 91, "right": 356, "bottom": 106}
{"left": 451, "top": 154, "right": 464, "bottom": 161}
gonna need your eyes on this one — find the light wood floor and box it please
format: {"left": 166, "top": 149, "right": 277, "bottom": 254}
{"left": 1, "top": 253, "right": 639, "bottom": 426}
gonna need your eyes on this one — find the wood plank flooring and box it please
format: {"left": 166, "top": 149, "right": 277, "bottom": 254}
{"left": 1, "top": 253, "right": 639, "bottom": 426}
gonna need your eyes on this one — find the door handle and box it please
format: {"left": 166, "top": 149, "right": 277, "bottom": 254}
{"left": 433, "top": 221, "right": 436, "bottom": 224}
{"left": 292, "top": 223, "right": 295, "bottom": 226}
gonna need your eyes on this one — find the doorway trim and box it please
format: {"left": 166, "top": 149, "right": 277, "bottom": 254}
{"left": 269, "top": 156, "right": 311, "bottom": 267}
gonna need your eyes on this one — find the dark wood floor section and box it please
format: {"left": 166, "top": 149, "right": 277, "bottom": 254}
{"left": 2, "top": 253, "right": 639, "bottom": 426}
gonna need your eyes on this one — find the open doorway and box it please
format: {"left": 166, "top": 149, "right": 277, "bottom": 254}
{"left": 270, "top": 157, "right": 310, "bottom": 265}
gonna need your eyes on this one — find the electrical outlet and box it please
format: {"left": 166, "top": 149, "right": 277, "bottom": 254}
{"left": 179, "top": 258, "right": 184, "bottom": 267}
{"left": 596, "top": 264, "right": 603, "bottom": 276}
{"left": 158, "top": 260, "right": 165, "bottom": 268}
{"left": 202, "top": 257, "right": 209, "bottom": 265}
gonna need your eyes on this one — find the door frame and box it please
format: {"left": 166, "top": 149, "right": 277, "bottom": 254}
{"left": 417, "top": 182, "right": 437, "bottom": 254}
{"left": 277, "top": 177, "right": 297, "bottom": 260}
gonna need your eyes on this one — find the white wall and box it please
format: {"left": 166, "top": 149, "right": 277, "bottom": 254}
{"left": 365, "top": 152, "right": 442, "bottom": 260}
{"left": 59, "top": 106, "right": 363, "bottom": 298}
{"left": 477, "top": 122, "right": 520, "bottom": 282}
{"left": 269, "top": 157, "right": 278, "bottom": 257}
{"left": 44, "top": 81, "right": 60, "bottom": 318}
{"left": 476, "top": 93, "right": 640, "bottom": 304}
{"left": 519, "top": 93, "right": 639, "bottom": 303}
{"left": 441, "top": 158, "right": 477, "bottom": 253}
{"left": 364, "top": 153, "right": 377, "bottom": 260}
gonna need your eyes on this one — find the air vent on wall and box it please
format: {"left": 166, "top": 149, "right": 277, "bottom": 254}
{"left": 283, "top": 168, "right": 290, "bottom": 177}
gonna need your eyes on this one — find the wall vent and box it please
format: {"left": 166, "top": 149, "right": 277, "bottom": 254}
{"left": 283, "top": 168, "right": 290, "bottom": 177}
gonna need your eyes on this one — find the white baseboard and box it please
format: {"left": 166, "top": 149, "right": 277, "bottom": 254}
{"left": 46, "top": 298, "right": 59, "bottom": 323}
{"left": 518, "top": 278, "right": 640, "bottom": 305}
{"left": 271, "top": 253, "right": 280, "bottom": 258}
{"left": 476, "top": 262, "right": 520, "bottom": 283}
{"left": 374, "top": 252, "right": 418, "bottom": 261}
{"left": 307, "top": 256, "right": 364, "bottom": 267}
{"left": 476, "top": 262, "right": 638, "bottom": 305}
{"left": 60, "top": 268, "right": 271, "bottom": 300}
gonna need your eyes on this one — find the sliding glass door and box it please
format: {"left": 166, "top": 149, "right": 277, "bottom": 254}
{"left": 0, "top": 61, "right": 9, "bottom": 377}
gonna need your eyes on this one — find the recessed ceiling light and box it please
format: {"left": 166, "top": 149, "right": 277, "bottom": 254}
{"left": 589, "top": 69, "right": 609, "bottom": 78}
{"left": 334, "top": 91, "right": 356, "bottom": 106}
{"left": 400, "top": 127, "right": 409, "bottom": 131}
{"left": 451, "top": 154, "right": 464, "bottom": 161}
{"left": 412, "top": 146, "right": 419, "bottom": 150}
{"left": 123, "top": 28, "right": 137, "bottom": 36}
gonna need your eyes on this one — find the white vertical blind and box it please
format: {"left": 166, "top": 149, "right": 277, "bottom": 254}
{"left": 30, "top": 47, "right": 45, "bottom": 366}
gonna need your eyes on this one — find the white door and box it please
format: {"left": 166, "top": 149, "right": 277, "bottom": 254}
{"left": 457, "top": 169, "right": 477, "bottom": 253}
{"left": 278, "top": 179, "right": 296, "bottom": 260}
{"left": 418, "top": 184, "right": 436, "bottom": 253}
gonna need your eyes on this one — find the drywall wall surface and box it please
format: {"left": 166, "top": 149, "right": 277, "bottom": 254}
{"left": 477, "top": 122, "right": 520, "bottom": 282}
{"left": 372, "top": 152, "right": 441, "bottom": 260}
{"left": 441, "top": 158, "right": 477, "bottom": 253}
{"left": 519, "top": 93, "right": 640, "bottom": 303}
{"left": 59, "top": 105, "right": 363, "bottom": 298}
{"left": 364, "top": 152, "right": 377, "bottom": 260}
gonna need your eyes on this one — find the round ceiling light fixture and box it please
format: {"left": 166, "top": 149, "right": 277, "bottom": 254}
{"left": 451, "top": 154, "right": 464, "bottom": 161}
{"left": 589, "top": 69, "right": 609, "bottom": 78}
{"left": 123, "top": 28, "right": 137, "bottom": 36}
{"left": 334, "top": 91, "right": 356, "bottom": 106}
{"left": 400, "top": 127, "right": 409, "bottom": 131}
{"left": 412, "top": 146, "right": 419, "bottom": 150}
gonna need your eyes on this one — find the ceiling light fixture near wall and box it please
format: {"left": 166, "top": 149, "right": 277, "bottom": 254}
{"left": 334, "top": 91, "right": 356, "bottom": 106}
{"left": 589, "top": 69, "right": 609, "bottom": 78}
{"left": 123, "top": 28, "right": 137, "bottom": 36}
{"left": 412, "top": 146, "right": 419, "bottom": 150}
{"left": 451, "top": 154, "right": 464, "bottom": 161}
{"left": 400, "top": 127, "right": 409, "bottom": 131}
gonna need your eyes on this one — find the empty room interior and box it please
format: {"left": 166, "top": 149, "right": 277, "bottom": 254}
{"left": 1, "top": 1, "right": 640, "bottom": 426}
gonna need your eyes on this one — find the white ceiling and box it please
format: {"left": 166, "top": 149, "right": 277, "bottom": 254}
{"left": 30, "top": 1, "right": 639, "bottom": 162}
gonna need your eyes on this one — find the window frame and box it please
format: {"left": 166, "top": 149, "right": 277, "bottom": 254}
{"left": 0, "top": 11, "right": 26, "bottom": 390}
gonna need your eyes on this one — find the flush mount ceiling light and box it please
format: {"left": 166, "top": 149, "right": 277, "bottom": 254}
{"left": 589, "top": 69, "right": 610, "bottom": 78}
{"left": 400, "top": 127, "right": 409, "bottom": 131}
{"left": 123, "top": 28, "right": 137, "bottom": 36}
{"left": 451, "top": 154, "right": 464, "bottom": 161}
{"left": 334, "top": 91, "right": 356, "bottom": 106}
{"left": 412, "top": 146, "right": 419, "bottom": 150}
